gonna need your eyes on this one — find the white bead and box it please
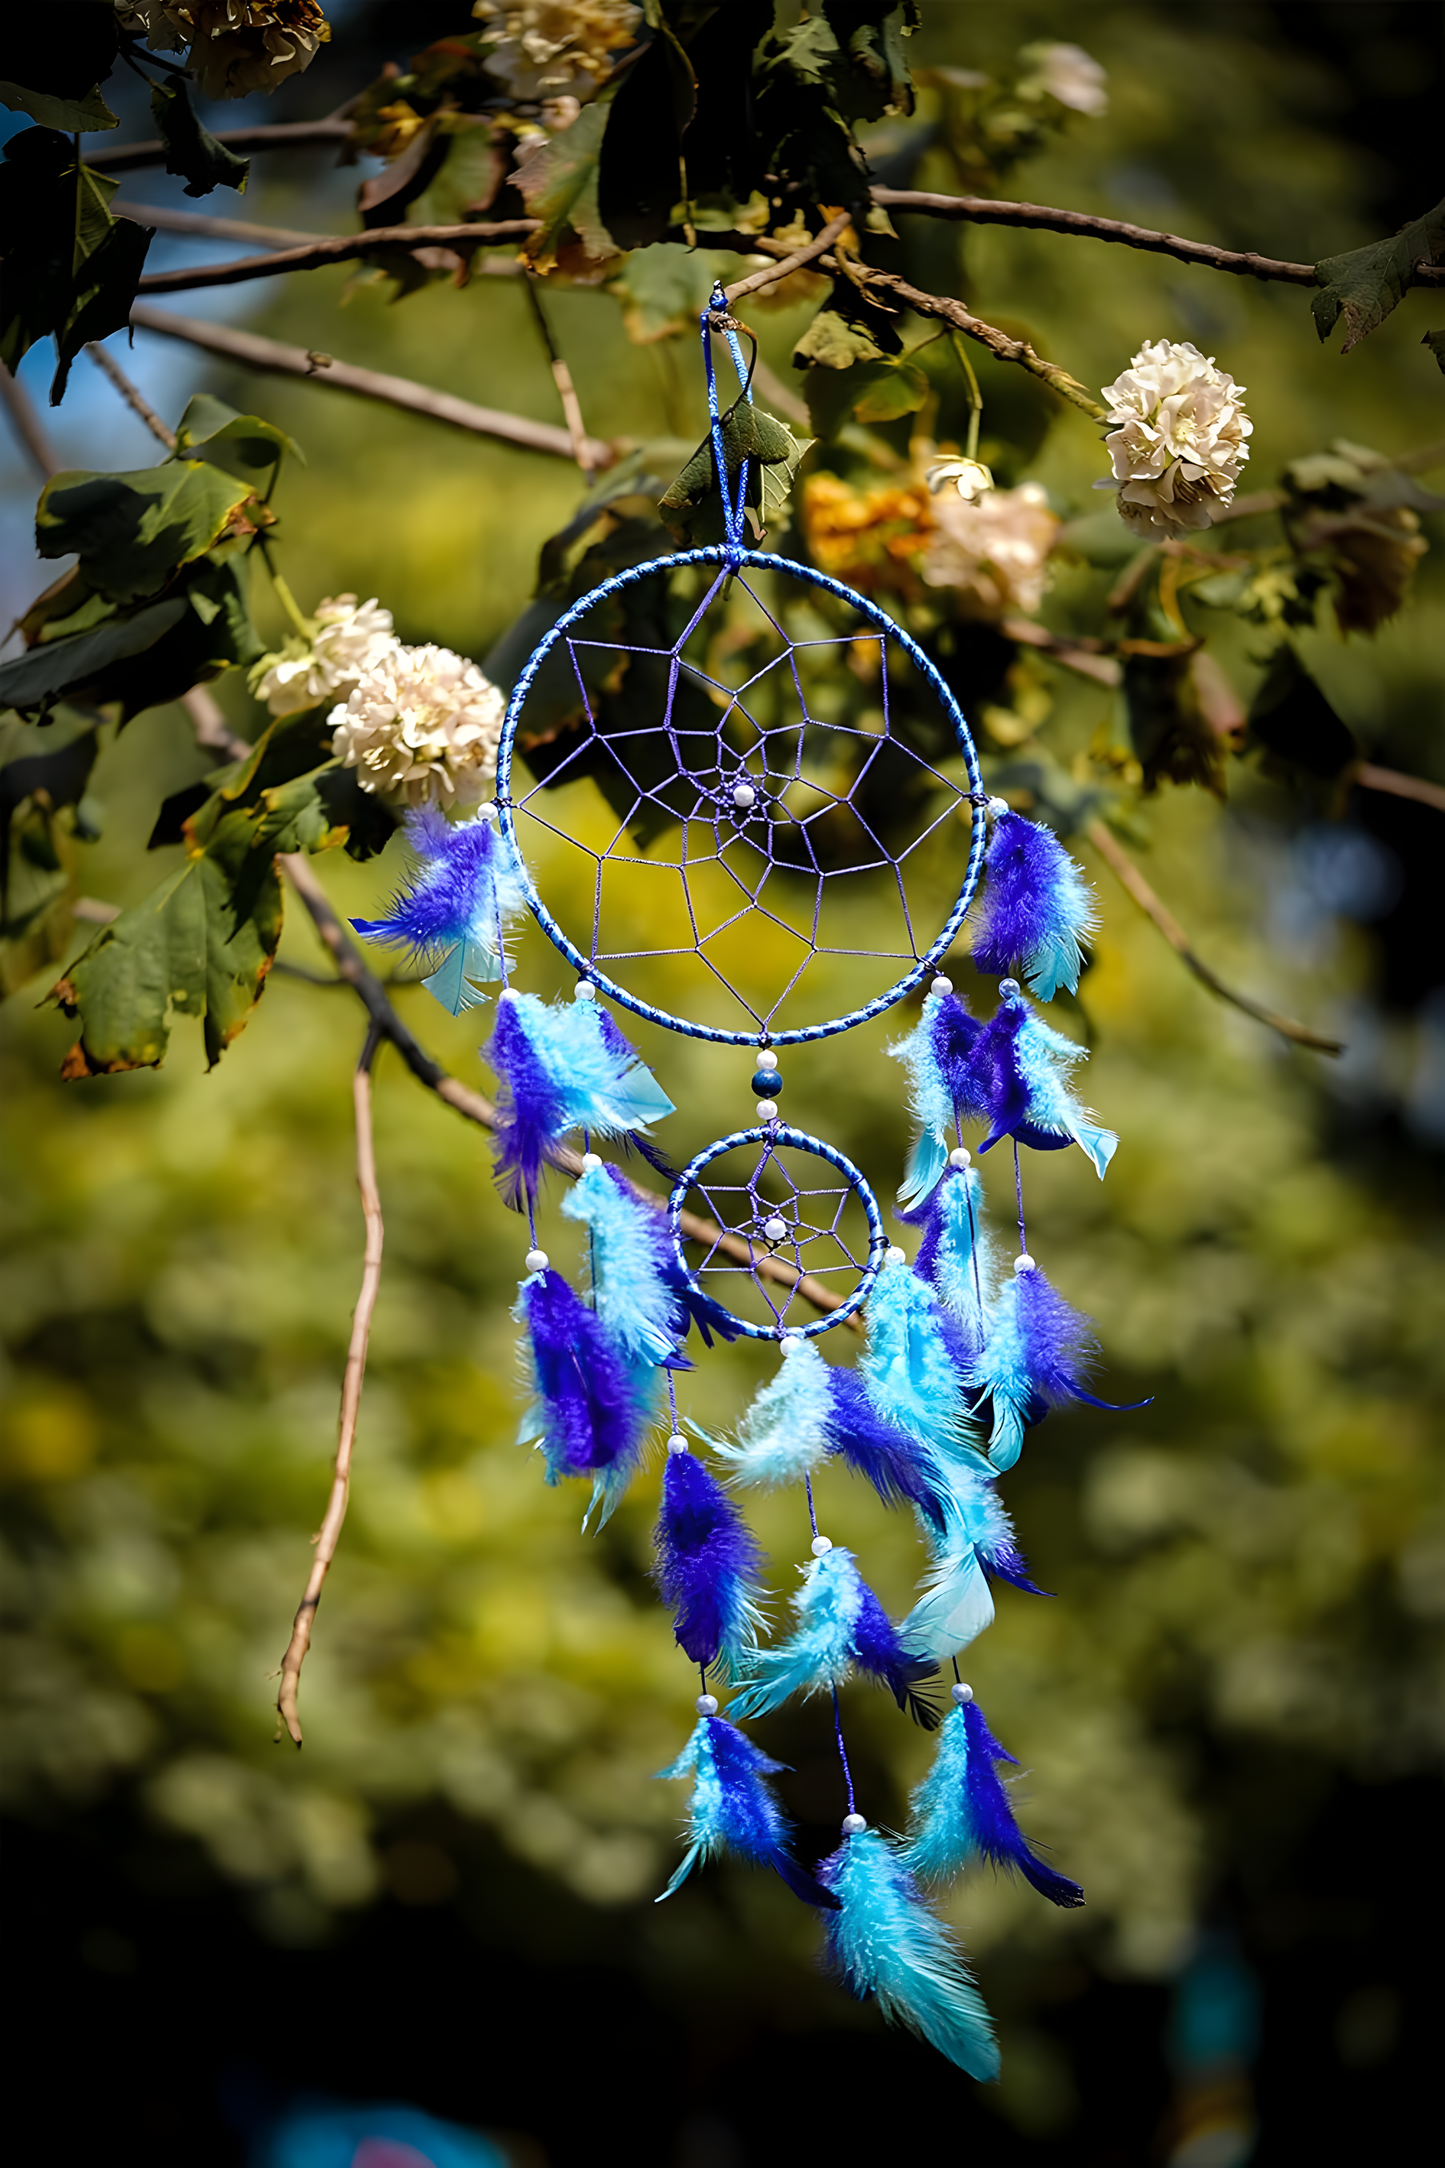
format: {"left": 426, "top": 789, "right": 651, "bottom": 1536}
{"left": 580, "top": 1152, "right": 603, "bottom": 1172}
{"left": 498, "top": 986, "right": 520, "bottom": 1002}
{"left": 951, "top": 1681, "right": 974, "bottom": 1704}
{"left": 1013, "top": 1253, "right": 1036, "bottom": 1273}
{"left": 524, "top": 1248, "right": 549, "bottom": 1274}
{"left": 763, "top": 1216, "right": 788, "bottom": 1243}
{"left": 810, "top": 1535, "right": 832, "bottom": 1556}
{"left": 667, "top": 1434, "right": 689, "bottom": 1456}
{"left": 842, "top": 1812, "right": 868, "bottom": 1834}
{"left": 732, "top": 782, "right": 756, "bottom": 809}
{"left": 949, "top": 1146, "right": 972, "bottom": 1170}
{"left": 986, "top": 796, "right": 1010, "bottom": 820}
{"left": 999, "top": 977, "right": 1021, "bottom": 998}
{"left": 478, "top": 801, "right": 499, "bottom": 823}
{"left": 931, "top": 974, "right": 954, "bottom": 995}
{"left": 886, "top": 1245, "right": 906, "bottom": 1265}
{"left": 778, "top": 1333, "right": 803, "bottom": 1357}
{"left": 572, "top": 980, "right": 596, "bottom": 1001}
{"left": 696, "top": 1693, "right": 719, "bottom": 1717}
{"left": 754, "top": 1100, "right": 778, "bottom": 1122}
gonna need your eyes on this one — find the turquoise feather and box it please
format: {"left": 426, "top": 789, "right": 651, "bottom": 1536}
{"left": 967, "top": 1274, "right": 1034, "bottom": 1473}
{"left": 820, "top": 1826, "right": 999, "bottom": 2080}
{"left": 713, "top": 1341, "right": 835, "bottom": 1486}
{"left": 726, "top": 1546, "right": 865, "bottom": 1717}
{"left": 561, "top": 1160, "right": 681, "bottom": 1367}
{"left": 859, "top": 1255, "right": 982, "bottom": 1460}
{"left": 1012, "top": 1001, "right": 1117, "bottom": 1178}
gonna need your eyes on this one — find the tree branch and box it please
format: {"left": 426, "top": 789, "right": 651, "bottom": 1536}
{"left": 722, "top": 211, "right": 853, "bottom": 305}
{"left": 133, "top": 219, "right": 539, "bottom": 295}
{"left": 1353, "top": 761, "right": 1445, "bottom": 815}
{"left": 126, "top": 307, "right": 615, "bottom": 465}
{"left": 1083, "top": 818, "right": 1343, "bottom": 1054}
{"left": 275, "top": 854, "right": 851, "bottom": 1321}
{"left": 88, "top": 115, "right": 355, "bottom": 172}
{"left": 275, "top": 1020, "right": 385, "bottom": 1748}
{"left": 85, "top": 340, "right": 177, "bottom": 448}
{"left": 817, "top": 257, "right": 1108, "bottom": 421}
{"left": 0, "top": 366, "right": 60, "bottom": 479}
{"left": 112, "top": 197, "right": 327, "bottom": 249}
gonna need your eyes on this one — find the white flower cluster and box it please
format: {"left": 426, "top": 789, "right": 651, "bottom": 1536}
{"left": 329, "top": 645, "right": 506, "bottom": 810}
{"left": 473, "top": 0, "right": 640, "bottom": 101}
{"left": 1097, "top": 339, "right": 1253, "bottom": 539}
{"left": 255, "top": 595, "right": 395, "bottom": 719}
{"left": 118, "top": 1, "right": 330, "bottom": 100}
{"left": 923, "top": 483, "right": 1059, "bottom": 620}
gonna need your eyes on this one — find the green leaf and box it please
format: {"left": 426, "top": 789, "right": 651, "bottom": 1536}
{"left": 1423, "top": 330, "right": 1445, "bottom": 375}
{"left": 514, "top": 100, "right": 618, "bottom": 276}
{"left": 1312, "top": 198, "right": 1445, "bottom": 355}
{"left": 804, "top": 355, "right": 927, "bottom": 436}
{"left": 657, "top": 400, "right": 805, "bottom": 542}
{"left": 148, "top": 78, "right": 249, "bottom": 199}
{"left": 611, "top": 243, "right": 721, "bottom": 344}
{"left": 173, "top": 395, "right": 300, "bottom": 495}
{"left": 36, "top": 461, "right": 259, "bottom": 603}
{"left": 793, "top": 280, "right": 905, "bottom": 372}
{"left": 0, "top": 597, "right": 189, "bottom": 717}
{"left": 0, "top": 79, "right": 118, "bottom": 133}
{"left": 1247, "top": 645, "right": 1358, "bottom": 780}
{"left": 50, "top": 808, "right": 283, "bottom": 1074}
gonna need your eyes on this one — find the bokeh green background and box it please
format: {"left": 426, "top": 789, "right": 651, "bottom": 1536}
{"left": 3, "top": 5, "right": 1442, "bottom": 2163}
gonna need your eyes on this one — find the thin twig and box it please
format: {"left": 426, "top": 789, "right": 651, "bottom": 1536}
{"left": 129, "top": 305, "right": 615, "bottom": 465}
{"left": 133, "top": 219, "right": 539, "bottom": 295}
{"left": 1001, "top": 616, "right": 1121, "bottom": 688}
{"left": 1353, "top": 762, "right": 1445, "bottom": 814}
{"left": 525, "top": 277, "right": 595, "bottom": 473}
{"left": 87, "top": 114, "right": 355, "bottom": 172}
{"left": 85, "top": 341, "right": 177, "bottom": 449}
{"left": 723, "top": 211, "right": 853, "bottom": 305}
{"left": 815, "top": 258, "right": 1108, "bottom": 420}
{"left": 112, "top": 198, "right": 325, "bottom": 248}
{"left": 0, "top": 367, "right": 60, "bottom": 479}
{"left": 275, "top": 1020, "right": 385, "bottom": 1747}
{"left": 276, "top": 853, "right": 851, "bottom": 1320}
{"left": 1083, "top": 818, "right": 1343, "bottom": 1054}
{"left": 181, "top": 682, "right": 252, "bottom": 762}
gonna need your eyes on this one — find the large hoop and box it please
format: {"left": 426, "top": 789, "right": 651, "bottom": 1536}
{"left": 494, "top": 546, "right": 985, "bottom": 1048}
{"left": 667, "top": 1123, "right": 887, "bottom": 1340}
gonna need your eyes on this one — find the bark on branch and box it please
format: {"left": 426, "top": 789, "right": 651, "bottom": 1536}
{"left": 133, "top": 220, "right": 538, "bottom": 295}
{"left": 88, "top": 115, "right": 355, "bottom": 172}
{"left": 127, "top": 305, "right": 614, "bottom": 465}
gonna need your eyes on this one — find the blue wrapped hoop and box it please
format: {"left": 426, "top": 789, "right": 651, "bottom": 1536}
{"left": 667, "top": 1122, "right": 887, "bottom": 1340}
{"left": 494, "top": 545, "right": 985, "bottom": 1048}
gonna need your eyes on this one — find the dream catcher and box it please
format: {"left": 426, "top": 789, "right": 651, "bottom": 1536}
{"left": 356, "top": 292, "right": 1146, "bottom": 2079}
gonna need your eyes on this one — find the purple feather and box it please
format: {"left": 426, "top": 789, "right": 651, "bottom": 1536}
{"left": 908, "top": 1699, "right": 1084, "bottom": 1907}
{"left": 952, "top": 1001, "right": 1068, "bottom": 1157}
{"left": 516, "top": 1267, "right": 645, "bottom": 1483}
{"left": 654, "top": 1450, "right": 766, "bottom": 1675}
{"left": 850, "top": 1577, "right": 943, "bottom": 1730}
{"left": 826, "top": 1367, "right": 950, "bottom": 1532}
{"left": 352, "top": 807, "right": 524, "bottom": 1013}
{"left": 971, "top": 812, "right": 1096, "bottom": 1001}
{"left": 976, "top": 1533, "right": 1050, "bottom": 1596}
{"left": 487, "top": 993, "right": 675, "bottom": 1209}
{"left": 489, "top": 997, "right": 567, "bottom": 1208}
{"left": 1017, "top": 1265, "right": 1151, "bottom": 1416}
{"left": 657, "top": 1715, "right": 840, "bottom": 1910}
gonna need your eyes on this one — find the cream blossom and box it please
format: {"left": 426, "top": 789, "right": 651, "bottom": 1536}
{"left": 473, "top": 1, "right": 640, "bottom": 101}
{"left": 119, "top": 2, "right": 330, "bottom": 99}
{"left": 926, "top": 455, "right": 995, "bottom": 504}
{"left": 254, "top": 595, "right": 396, "bottom": 719}
{"left": 923, "top": 482, "right": 1059, "bottom": 619}
{"left": 329, "top": 645, "right": 506, "bottom": 809}
{"left": 1096, "top": 339, "right": 1252, "bottom": 539}
{"left": 1023, "top": 41, "right": 1110, "bottom": 117}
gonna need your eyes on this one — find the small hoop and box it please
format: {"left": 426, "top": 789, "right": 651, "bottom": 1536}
{"left": 667, "top": 1123, "right": 887, "bottom": 1340}
{"left": 495, "top": 545, "right": 986, "bottom": 1048}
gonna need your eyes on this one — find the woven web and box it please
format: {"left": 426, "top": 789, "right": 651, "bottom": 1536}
{"left": 682, "top": 1139, "right": 874, "bottom": 1335}
{"left": 512, "top": 561, "right": 970, "bottom": 1036}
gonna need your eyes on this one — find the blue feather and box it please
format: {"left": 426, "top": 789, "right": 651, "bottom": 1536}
{"left": 819, "top": 1827, "right": 1000, "bottom": 2080}
{"left": 656, "top": 1714, "right": 840, "bottom": 1910}
{"left": 904, "top": 1699, "right": 1084, "bottom": 1907}
{"left": 969, "top": 1261, "right": 1150, "bottom": 1474}
{"left": 654, "top": 1449, "right": 766, "bottom": 1678}
{"left": 903, "top": 1163, "right": 1000, "bottom": 1361}
{"left": 971, "top": 811, "right": 1097, "bottom": 1001}
{"left": 487, "top": 992, "right": 675, "bottom": 1207}
{"left": 887, "top": 991, "right": 981, "bottom": 1207}
{"left": 897, "top": 1533, "right": 995, "bottom": 1660}
{"left": 728, "top": 1546, "right": 939, "bottom": 1727}
{"left": 352, "top": 806, "right": 527, "bottom": 1015}
{"left": 859, "top": 1254, "right": 983, "bottom": 1462}
{"left": 825, "top": 1367, "right": 952, "bottom": 1531}
{"left": 561, "top": 1161, "right": 686, "bottom": 1368}
{"left": 514, "top": 1266, "right": 653, "bottom": 1523}
{"left": 714, "top": 1340, "right": 836, "bottom": 1486}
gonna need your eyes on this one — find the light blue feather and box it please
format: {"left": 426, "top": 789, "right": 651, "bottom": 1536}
{"left": 968, "top": 1275, "right": 1033, "bottom": 1473}
{"left": 1027, "top": 854, "right": 1097, "bottom": 1002}
{"left": 887, "top": 1002, "right": 953, "bottom": 1207}
{"left": 820, "top": 1827, "right": 999, "bottom": 2080}
{"left": 727, "top": 1546, "right": 866, "bottom": 1718}
{"left": 860, "top": 1256, "right": 981, "bottom": 1460}
{"left": 923, "top": 1165, "right": 1000, "bottom": 1344}
{"left": 1012, "top": 999, "right": 1117, "bottom": 1178}
{"left": 421, "top": 944, "right": 493, "bottom": 1016}
{"left": 561, "top": 1162, "right": 680, "bottom": 1367}
{"left": 655, "top": 1716, "right": 736, "bottom": 1898}
{"left": 507, "top": 990, "right": 677, "bottom": 1135}
{"left": 898, "top": 1536, "right": 995, "bottom": 1659}
{"left": 714, "top": 1341, "right": 835, "bottom": 1486}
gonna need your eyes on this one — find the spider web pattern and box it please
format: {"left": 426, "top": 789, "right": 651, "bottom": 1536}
{"left": 501, "top": 551, "right": 980, "bottom": 1043}
{"left": 669, "top": 1129, "right": 884, "bottom": 1340}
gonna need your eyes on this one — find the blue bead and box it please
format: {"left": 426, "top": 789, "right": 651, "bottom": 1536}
{"left": 751, "top": 1069, "right": 783, "bottom": 1097}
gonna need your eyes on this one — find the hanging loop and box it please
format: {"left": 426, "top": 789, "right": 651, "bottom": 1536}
{"left": 700, "top": 283, "right": 754, "bottom": 561}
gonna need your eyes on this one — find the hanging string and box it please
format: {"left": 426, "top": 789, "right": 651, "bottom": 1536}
{"left": 831, "top": 1684, "right": 858, "bottom": 1816}
{"left": 1012, "top": 1138, "right": 1028, "bottom": 1258}
{"left": 700, "top": 284, "right": 752, "bottom": 560}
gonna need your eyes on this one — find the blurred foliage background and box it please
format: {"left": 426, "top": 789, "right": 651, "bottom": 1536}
{"left": 2, "top": 3, "right": 1442, "bottom": 2163}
